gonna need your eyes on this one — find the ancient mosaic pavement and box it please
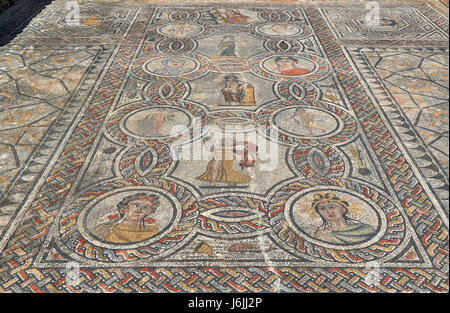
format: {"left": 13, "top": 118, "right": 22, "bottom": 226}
{"left": 0, "top": 0, "right": 448, "bottom": 293}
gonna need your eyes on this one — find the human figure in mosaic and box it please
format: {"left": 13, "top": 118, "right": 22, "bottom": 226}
{"left": 93, "top": 147, "right": 116, "bottom": 177}
{"left": 240, "top": 83, "right": 256, "bottom": 106}
{"left": 197, "top": 125, "right": 254, "bottom": 185}
{"left": 223, "top": 10, "right": 249, "bottom": 23}
{"left": 197, "top": 146, "right": 253, "bottom": 185}
{"left": 218, "top": 35, "right": 237, "bottom": 56}
{"left": 282, "top": 107, "right": 327, "bottom": 135}
{"left": 272, "top": 56, "right": 311, "bottom": 76}
{"left": 221, "top": 75, "right": 255, "bottom": 106}
{"left": 145, "top": 110, "right": 174, "bottom": 136}
{"left": 153, "top": 57, "right": 193, "bottom": 76}
{"left": 310, "top": 192, "right": 377, "bottom": 244}
{"left": 91, "top": 193, "right": 161, "bottom": 244}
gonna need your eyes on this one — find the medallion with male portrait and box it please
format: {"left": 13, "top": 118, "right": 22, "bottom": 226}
{"left": 143, "top": 56, "right": 198, "bottom": 77}
{"left": 85, "top": 191, "right": 176, "bottom": 245}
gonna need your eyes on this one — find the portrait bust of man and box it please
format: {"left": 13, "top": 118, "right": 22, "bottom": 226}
{"left": 91, "top": 193, "right": 161, "bottom": 244}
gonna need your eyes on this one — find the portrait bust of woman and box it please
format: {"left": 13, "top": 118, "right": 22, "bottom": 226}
{"left": 309, "top": 192, "right": 377, "bottom": 244}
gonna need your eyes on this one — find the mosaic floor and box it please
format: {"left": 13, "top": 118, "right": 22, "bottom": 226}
{"left": 0, "top": 0, "right": 448, "bottom": 293}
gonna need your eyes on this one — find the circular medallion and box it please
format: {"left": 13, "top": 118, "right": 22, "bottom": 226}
{"left": 256, "top": 23, "right": 303, "bottom": 36}
{"left": 83, "top": 188, "right": 177, "bottom": 246}
{"left": 250, "top": 53, "right": 331, "bottom": 82}
{"left": 122, "top": 107, "right": 191, "bottom": 140}
{"left": 143, "top": 56, "right": 198, "bottom": 77}
{"left": 273, "top": 106, "right": 340, "bottom": 139}
{"left": 157, "top": 23, "right": 204, "bottom": 38}
{"left": 105, "top": 101, "right": 207, "bottom": 145}
{"left": 249, "top": 21, "right": 313, "bottom": 40}
{"left": 267, "top": 178, "right": 405, "bottom": 262}
{"left": 286, "top": 188, "right": 382, "bottom": 247}
{"left": 58, "top": 179, "right": 199, "bottom": 262}
{"left": 262, "top": 56, "right": 317, "bottom": 77}
{"left": 148, "top": 21, "right": 213, "bottom": 44}
{"left": 131, "top": 53, "right": 209, "bottom": 81}
{"left": 257, "top": 101, "right": 357, "bottom": 146}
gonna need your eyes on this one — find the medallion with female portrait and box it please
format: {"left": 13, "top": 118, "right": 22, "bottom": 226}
{"left": 290, "top": 191, "right": 381, "bottom": 246}
{"left": 267, "top": 179, "right": 406, "bottom": 262}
